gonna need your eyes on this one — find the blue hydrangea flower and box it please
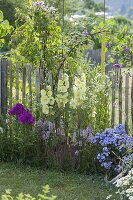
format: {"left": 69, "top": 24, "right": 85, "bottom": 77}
{"left": 89, "top": 124, "right": 133, "bottom": 172}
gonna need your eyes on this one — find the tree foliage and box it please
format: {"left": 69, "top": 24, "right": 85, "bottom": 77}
{"left": 0, "top": 10, "right": 13, "bottom": 49}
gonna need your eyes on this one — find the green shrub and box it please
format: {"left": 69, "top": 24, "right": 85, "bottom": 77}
{"left": 1, "top": 185, "right": 56, "bottom": 200}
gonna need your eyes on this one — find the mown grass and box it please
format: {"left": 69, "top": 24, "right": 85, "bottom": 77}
{"left": 0, "top": 162, "right": 117, "bottom": 200}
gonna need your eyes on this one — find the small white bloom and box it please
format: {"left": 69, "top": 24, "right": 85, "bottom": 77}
{"left": 106, "top": 195, "right": 112, "bottom": 199}
{"left": 0, "top": 127, "right": 3, "bottom": 133}
{"left": 126, "top": 188, "right": 133, "bottom": 194}
{"left": 115, "top": 179, "right": 123, "bottom": 187}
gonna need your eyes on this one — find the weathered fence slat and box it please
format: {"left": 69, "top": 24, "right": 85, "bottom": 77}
{"left": 1, "top": 58, "right": 8, "bottom": 116}
{"left": 111, "top": 74, "right": 116, "bottom": 127}
{"left": 49, "top": 70, "right": 53, "bottom": 87}
{"left": 131, "top": 75, "right": 133, "bottom": 135}
{"left": 9, "top": 60, "right": 13, "bottom": 107}
{"left": 22, "top": 65, "right": 26, "bottom": 104}
{"left": 36, "top": 67, "right": 40, "bottom": 103}
{"left": 16, "top": 62, "right": 19, "bottom": 100}
{"left": 125, "top": 73, "right": 129, "bottom": 133}
{"left": 119, "top": 69, "right": 122, "bottom": 124}
{"left": 28, "top": 65, "right": 32, "bottom": 110}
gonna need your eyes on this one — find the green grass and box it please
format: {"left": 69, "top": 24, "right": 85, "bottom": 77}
{"left": 0, "top": 162, "right": 116, "bottom": 200}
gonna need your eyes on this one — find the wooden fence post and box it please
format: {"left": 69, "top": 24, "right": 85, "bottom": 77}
{"left": 111, "top": 74, "right": 116, "bottom": 127}
{"left": 16, "top": 62, "right": 19, "bottom": 101}
{"left": 1, "top": 58, "right": 8, "bottom": 116}
{"left": 125, "top": 73, "right": 129, "bottom": 134}
{"left": 131, "top": 75, "right": 133, "bottom": 135}
{"left": 22, "top": 65, "right": 26, "bottom": 104}
{"left": 36, "top": 67, "right": 40, "bottom": 104}
{"left": 28, "top": 64, "right": 32, "bottom": 110}
{"left": 119, "top": 69, "right": 122, "bottom": 124}
{"left": 9, "top": 60, "right": 13, "bottom": 107}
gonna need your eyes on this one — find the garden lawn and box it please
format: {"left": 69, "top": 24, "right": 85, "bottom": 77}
{"left": 0, "top": 162, "right": 116, "bottom": 200}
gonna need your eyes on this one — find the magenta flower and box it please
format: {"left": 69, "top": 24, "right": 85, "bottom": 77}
{"left": 9, "top": 103, "right": 25, "bottom": 117}
{"left": 18, "top": 111, "right": 35, "bottom": 125}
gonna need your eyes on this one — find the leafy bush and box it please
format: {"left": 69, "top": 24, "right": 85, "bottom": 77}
{"left": 1, "top": 185, "right": 56, "bottom": 200}
{"left": 0, "top": 10, "right": 13, "bottom": 48}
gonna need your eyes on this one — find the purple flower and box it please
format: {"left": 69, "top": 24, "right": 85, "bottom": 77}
{"left": 122, "top": 45, "right": 130, "bottom": 53}
{"left": 105, "top": 43, "right": 111, "bottom": 48}
{"left": 81, "top": 126, "right": 93, "bottom": 139}
{"left": 114, "top": 124, "right": 126, "bottom": 134}
{"left": 33, "top": 1, "right": 44, "bottom": 7}
{"left": 9, "top": 103, "right": 25, "bottom": 117}
{"left": 130, "top": 55, "right": 133, "bottom": 60}
{"left": 18, "top": 111, "right": 35, "bottom": 125}
{"left": 36, "top": 120, "right": 57, "bottom": 140}
{"left": 73, "top": 132, "right": 77, "bottom": 143}
{"left": 82, "top": 30, "right": 89, "bottom": 37}
{"left": 101, "top": 162, "right": 112, "bottom": 169}
{"left": 113, "top": 64, "right": 121, "bottom": 68}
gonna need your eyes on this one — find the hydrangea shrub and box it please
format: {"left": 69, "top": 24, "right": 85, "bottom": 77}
{"left": 89, "top": 124, "right": 133, "bottom": 174}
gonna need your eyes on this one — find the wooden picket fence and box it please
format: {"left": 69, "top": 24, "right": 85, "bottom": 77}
{"left": 0, "top": 58, "right": 133, "bottom": 134}
{"left": 110, "top": 68, "right": 133, "bottom": 134}
{"left": 0, "top": 58, "right": 42, "bottom": 116}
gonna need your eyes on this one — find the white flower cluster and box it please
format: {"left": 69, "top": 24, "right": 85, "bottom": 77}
{"left": 41, "top": 73, "right": 69, "bottom": 114}
{"left": 114, "top": 169, "right": 133, "bottom": 200}
{"left": 71, "top": 73, "right": 87, "bottom": 108}
{"left": 56, "top": 73, "right": 69, "bottom": 108}
{"left": 41, "top": 72, "right": 88, "bottom": 114}
{"left": 41, "top": 86, "right": 55, "bottom": 115}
